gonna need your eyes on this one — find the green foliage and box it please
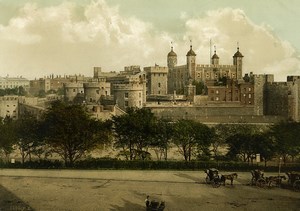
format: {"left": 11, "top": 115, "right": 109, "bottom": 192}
{"left": 0, "top": 116, "right": 17, "bottom": 161}
{"left": 269, "top": 121, "right": 300, "bottom": 162}
{"left": 112, "top": 107, "right": 157, "bottom": 160}
{"left": 40, "top": 100, "right": 111, "bottom": 166}
{"left": 15, "top": 111, "right": 44, "bottom": 163}
{"left": 37, "top": 89, "right": 46, "bottom": 98}
{"left": 0, "top": 86, "right": 26, "bottom": 96}
{"left": 192, "top": 80, "right": 206, "bottom": 95}
{"left": 172, "top": 119, "right": 213, "bottom": 161}
{"left": 150, "top": 118, "right": 173, "bottom": 160}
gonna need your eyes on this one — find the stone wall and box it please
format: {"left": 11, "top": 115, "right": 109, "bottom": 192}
{"left": 149, "top": 105, "right": 284, "bottom": 124}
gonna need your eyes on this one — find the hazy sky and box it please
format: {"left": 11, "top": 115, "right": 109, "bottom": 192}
{"left": 0, "top": 0, "right": 299, "bottom": 81}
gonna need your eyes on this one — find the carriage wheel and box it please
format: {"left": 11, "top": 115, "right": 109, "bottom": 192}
{"left": 268, "top": 180, "right": 277, "bottom": 188}
{"left": 256, "top": 178, "right": 266, "bottom": 188}
{"left": 293, "top": 180, "right": 300, "bottom": 192}
{"left": 250, "top": 177, "right": 256, "bottom": 186}
{"left": 212, "top": 179, "right": 221, "bottom": 188}
{"left": 205, "top": 176, "right": 210, "bottom": 184}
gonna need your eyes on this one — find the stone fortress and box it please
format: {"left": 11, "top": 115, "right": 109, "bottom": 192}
{"left": 1, "top": 44, "right": 300, "bottom": 124}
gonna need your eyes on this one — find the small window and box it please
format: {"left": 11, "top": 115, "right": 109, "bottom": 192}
{"left": 248, "top": 87, "right": 252, "bottom": 92}
{"left": 216, "top": 90, "right": 219, "bottom": 94}
{"left": 249, "top": 94, "right": 252, "bottom": 98}
{"left": 216, "top": 97, "right": 219, "bottom": 101}
{"left": 124, "top": 92, "right": 128, "bottom": 98}
{"left": 125, "top": 101, "right": 128, "bottom": 107}
{"left": 158, "top": 83, "right": 161, "bottom": 88}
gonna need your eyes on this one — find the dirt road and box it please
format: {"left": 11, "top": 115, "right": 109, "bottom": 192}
{"left": 0, "top": 169, "right": 299, "bottom": 210}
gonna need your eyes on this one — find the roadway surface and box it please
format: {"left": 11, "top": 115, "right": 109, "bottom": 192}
{"left": 0, "top": 169, "right": 299, "bottom": 210}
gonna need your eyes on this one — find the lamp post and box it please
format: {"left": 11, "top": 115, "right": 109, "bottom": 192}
{"left": 278, "top": 157, "right": 282, "bottom": 176}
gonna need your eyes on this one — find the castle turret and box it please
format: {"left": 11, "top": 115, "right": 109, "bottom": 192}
{"left": 186, "top": 45, "right": 196, "bottom": 79}
{"left": 233, "top": 47, "right": 243, "bottom": 79}
{"left": 211, "top": 46, "right": 219, "bottom": 65}
{"left": 167, "top": 47, "right": 177, "bottom": 69}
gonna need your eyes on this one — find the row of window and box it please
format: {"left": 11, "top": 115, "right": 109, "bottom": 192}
{"left": 152, "top": 73, "right": 167, "bottom": 77}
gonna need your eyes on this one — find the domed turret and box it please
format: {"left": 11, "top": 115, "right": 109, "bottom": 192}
{"left": 186, "top": 45, "right": 196, "bottom": 79}
{"left": 233, "top": 47, "right": 244, "bottom": 58}
{"left": 211, "top": 46, "right": 219, "bottom": 65}
{"left": 186, "top": 45, "right": 196, "bottom": 56}
{"left": 167, "top": 46, "right": 177, "bottom": 69}
{"left": 233, "top": 47, "right": 243, "bottom": 80}
{"left": 168, "top": 47, "right": 177, "bottom": 57}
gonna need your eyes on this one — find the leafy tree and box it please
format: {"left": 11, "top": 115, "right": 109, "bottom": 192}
{"left": 112, "top": 108, "right": 156, "bottom": 160}
{"left": 269, "top": 121, "right": 300, "bottom": 163}
{"left": 40, "top": 100, "right": 110, "bottom": 166}
{"left": 150, "top": 118, "right": 173, "bottom": 160}
{"left": 37, "top": 89, "right": 46, "bottom": 98}
{"left": 18, "top": 86, "right": 27, "bottom": 96}
{"left": 225, "top": 123, "right": 263, "bottom": 162}
{"left": 0, "top": 116, "right": 17, "bottom": 162}
{"left": 192, "top": 80, "right": 206, "bottom": 95}
{"left": 251, "top": 133, "right": 276, "bottom": 167}
{"left": 171, "top": 119, "right": 213, "bottom": 161}
{"left": 15, "top": 111, "right": 43, "bottom": 163}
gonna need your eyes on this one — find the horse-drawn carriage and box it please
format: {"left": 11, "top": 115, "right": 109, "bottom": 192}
{"left": 286, "top": 172, "right": 300, "bottom": 191}
{"left": 204, "top": 168, "right": 221, "bottom": 188}
{"left": 204, "top": 168, "right": 238, "bottom": 187}
{"left": 250, "top": 169, "right": 267, "bottom": 188}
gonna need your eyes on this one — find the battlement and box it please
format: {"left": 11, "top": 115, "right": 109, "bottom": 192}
{"left": 0, "top": 96, "right": 18, "bottom": 101}
{"left": 64, "top": 82, "right": 83, "bottom": 88}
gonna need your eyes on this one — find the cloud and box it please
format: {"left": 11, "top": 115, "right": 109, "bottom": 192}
{"left": 179, "top": 8, "right": 300, "bottom": 81}
{"left": 0, "top": 0, "right": 171, "bottom": 79}
{"left": 0, "top": 2, "right": 299, "bottom": 82}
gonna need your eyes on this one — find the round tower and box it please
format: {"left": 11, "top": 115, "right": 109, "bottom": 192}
{"left": 167, "top": 46, "right": 177, "bottom": 69}
{"left": 233, "top": 47, "right": 244, "bottom": 80}
{"left": 186, "top": 45, "right": 196, "bottom": 79}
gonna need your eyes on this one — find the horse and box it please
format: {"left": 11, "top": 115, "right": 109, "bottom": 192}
{"left": 266, "top": 175, "right": 286, "bottom": 187}
{"left": 220, "top": 173, "right": 238, "bottom": 186}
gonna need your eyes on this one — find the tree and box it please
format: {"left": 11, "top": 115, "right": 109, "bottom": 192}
{"left": 269, "top": 121, "right": 300, "bottom": 163}
{"left": 112, "top": 108, "right": 156, "bottom": 160}
{"left": 192, "top": 80, "right": 206, "bottom": 95}
{"left": 225, "top": 123, "right": 263, "bottom": 162}
{"left": 15, "top": 111, "right": 43, "bottom": 163}
{"left": 18, "top": 86, "right": 27, "bottom": 96}
{"left": 150, "top": 118, "right": 173, "bottom": 160}
{"left": 0, "top": 116, "right": 17, "bottom": 162}
{"left": 40, "top": 100, "right": 110, "bottom": 166}
{"left": 171, "top": 119, "right": 213, "bottom": 161}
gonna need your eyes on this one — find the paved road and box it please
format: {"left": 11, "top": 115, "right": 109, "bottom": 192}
{"left": 0, "top": 169, "right": 299, "bottom": 210}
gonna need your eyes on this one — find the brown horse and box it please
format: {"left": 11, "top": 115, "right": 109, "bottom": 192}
{"left": 221, "top": 173, "right": 238, "bottom": 186}
{"left": 266, "top": 175, "right": 286, "bottom": 187}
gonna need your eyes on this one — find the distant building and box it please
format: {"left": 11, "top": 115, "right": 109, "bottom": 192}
{"left": 144, "top": 65, "right": 168, "bottom": 96}
{"left": 167, "top": 45, "right": 243, "bottom": 94}
{"left": 0, "top": 76, "right": 29, "bottom": 90}
{"left": 0, "top": 95, "right": 19, "bottom": 119}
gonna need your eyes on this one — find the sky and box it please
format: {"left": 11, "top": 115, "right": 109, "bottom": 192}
{"left": 0, "top": 0, "right": 299, "bottom": 81}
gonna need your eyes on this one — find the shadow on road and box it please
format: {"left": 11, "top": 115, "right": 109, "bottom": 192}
{"left": 0, "top": 184, "right": 34, "bottom": 211}
{"left": 109, "top": 199, "right": 144, "bottom": 211}
{"left": 174, "top": 173, "right": 201, "bottom": 183}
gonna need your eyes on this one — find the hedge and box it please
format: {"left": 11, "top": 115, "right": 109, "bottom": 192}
{"left": 1, "top": 158, "right": 299, "bottom": 172}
